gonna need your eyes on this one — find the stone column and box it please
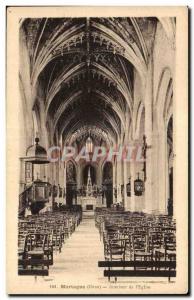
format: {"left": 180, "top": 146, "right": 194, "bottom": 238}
{"left": 157, "top": 129, "right": 168, "bottom": 214}
{"left": 63, "top": 161, "right": 67, "bottom": 205}
{"left": 144, "top": 58, "right": 153, "bottom": 214}
{"left": 116, "top": 161, "right": 122, "bottom": 203}
{"left": 77, "top": 164, "right": 81, "bottom": 189}
{"left": 150, "top": 131, "right": 157, "bottom": 213}
{"left": 19, "top": 159, "right": 26, "bottom": 193}
{"left": 113, "top": 161, "right": 117, "bottom": 203}
{"left": 123, "top": 160, "right": 128, "bottom": 210}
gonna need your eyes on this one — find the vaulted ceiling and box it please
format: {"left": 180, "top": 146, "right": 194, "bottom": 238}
{"left": 21, "top": 17, "right": 157, "bottom": 145}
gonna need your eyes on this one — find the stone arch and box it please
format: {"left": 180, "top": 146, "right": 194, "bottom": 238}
{"left": 83, "top": 164, "right": 96, "bottom": 186}
{"left": 134, "top": 102, "right": 145, "bottom": 140}
{"left": 155, "top": 67, "right": 172, "bottom": 130}
{"left": 66, "top": 159, "right": 77, "bottom": 182}
{"left": 102, "top": 161, "right": 113, "bottom": 208}
{"left": 66, "top": 159, "right": 77, "bottom": 206}
{"left": 153, "top": 68, "right": 173, "bottom": 214}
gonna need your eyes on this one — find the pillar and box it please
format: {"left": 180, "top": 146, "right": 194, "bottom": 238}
{"left": 116, "top": 161, "right": 122, "bottom": 203}
{"left": 156, "top": 130, "right": 168, "bottom": 214}
{"left": 63, "top": 161, "right": 67, "bottom": 205}
{"left": 113, "top": 161, "right": 117, "bottom": 203}
{"left": 123, "top": 160, "right": 128, "bottom": 210}
{"left": 144, "top": 57, "right": 153, "bottom": 214}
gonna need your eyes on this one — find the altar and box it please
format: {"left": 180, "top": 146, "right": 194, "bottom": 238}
{"left": 74, "top": 166, "right": 106, "bottom": 212}
{"left": 75, "top": 196, "right": 105, "bottom": 211}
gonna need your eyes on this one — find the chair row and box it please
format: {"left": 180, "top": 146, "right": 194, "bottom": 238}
{"left": 18, "top": 210, "right": 82, "bottom": 276}
{"left": 95, "top": 209, "right": 176, "bottom": 262}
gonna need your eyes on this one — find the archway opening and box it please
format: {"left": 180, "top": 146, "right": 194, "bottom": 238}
{"left": 66, "top": 160, "right": 77, "bottom": 207}
{"left": 83, "top": 164, "right": 96, "bottom": 185}
{"left": 102, "top": 162, "right": 113, "bottom": 208}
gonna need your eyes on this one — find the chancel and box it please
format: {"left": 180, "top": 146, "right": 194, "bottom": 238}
{"left": 18, "top": 16, "right": 176, "bottom": 283}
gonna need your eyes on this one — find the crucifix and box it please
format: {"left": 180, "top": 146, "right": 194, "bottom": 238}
{"left": 142, "top": 134, "right": 151, "bottom": 182}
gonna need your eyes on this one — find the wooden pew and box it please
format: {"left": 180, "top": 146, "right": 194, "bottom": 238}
{"left": 18, "top": 269, "right": 49, "bottom": 276}
{"left": 98, "top": 260, "right": 176, "bottom": 282}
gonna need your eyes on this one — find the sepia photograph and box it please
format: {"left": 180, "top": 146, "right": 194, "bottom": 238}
{"left": 6, "top": 6, "right": 188, "bottom": 295}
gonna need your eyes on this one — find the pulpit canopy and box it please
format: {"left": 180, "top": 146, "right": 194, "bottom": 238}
{"left": 25, "top": 137, "right": 50, "bottom": 164}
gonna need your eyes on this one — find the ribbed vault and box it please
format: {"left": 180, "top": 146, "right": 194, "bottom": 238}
{"left": 20, "top": 17, "right": 158, "bottom": 146}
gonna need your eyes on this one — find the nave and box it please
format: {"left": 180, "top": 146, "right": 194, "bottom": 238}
{"left": 18, "top": 16, "right": 176, "bottom": 286}
{"left": 19, "top": 16, "right": 175, "bottom": 216}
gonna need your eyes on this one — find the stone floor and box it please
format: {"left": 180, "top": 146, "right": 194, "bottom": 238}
{"left": 47, "top": 215, "right": 106, "bottom": 285}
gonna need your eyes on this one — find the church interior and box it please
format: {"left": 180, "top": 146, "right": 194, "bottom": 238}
{"left": 18, "top": 17, "right": 176, "bottom": 283}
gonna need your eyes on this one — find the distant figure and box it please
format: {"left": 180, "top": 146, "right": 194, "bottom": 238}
{"left": 25, "top": 206, "right": 31, "bottom": 217}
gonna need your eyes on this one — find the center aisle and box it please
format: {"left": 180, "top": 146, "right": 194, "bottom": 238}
{"left": 48, "top": 215, "right": 106, "bottom": 285}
